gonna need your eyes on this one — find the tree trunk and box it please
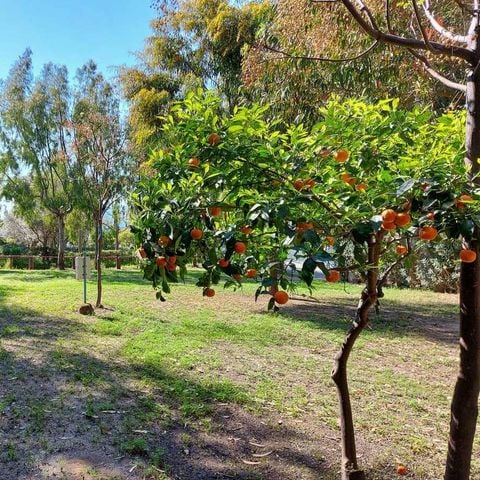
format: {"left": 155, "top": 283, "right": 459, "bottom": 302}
{"left": 444, "top": 66, "right": 480, "bottom": 480}
{"left": 57, "top": 214, "right": 66, "bottom": 270}
{"left": 331, "top": 232, "right": 383, "bottom": 480}
{"left": 95, "top": 218, "right": 103, "bottom": 308}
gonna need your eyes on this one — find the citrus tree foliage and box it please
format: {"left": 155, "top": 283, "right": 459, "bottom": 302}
{"left": 243, "top": 0, "right": 466, "bottom": 123}
{"left": 131, "top": 90, "right": 472, "bottom": 303}
{"left": 119, "top": 0, "right": 270, "bottom": 149}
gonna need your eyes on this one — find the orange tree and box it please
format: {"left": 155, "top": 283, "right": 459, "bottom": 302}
{"left": 130, "top": 90, "right": 472, "bottom": 479}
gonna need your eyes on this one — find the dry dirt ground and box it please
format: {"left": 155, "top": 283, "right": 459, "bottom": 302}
{"left": 0, "top": 271, "right": 478, "bottom": 480}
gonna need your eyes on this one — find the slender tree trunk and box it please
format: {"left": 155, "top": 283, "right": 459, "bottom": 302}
{"left": 114, "top": 218, "right": 121, "bottom": 270}
{"left": 95, "top": 217, "right": 103, "bottom": 308}
{"left": 331, "top": 232, "right": 383, "bottom": 480}
{"left": 444, "top": 63, "right": 480, "bottom": 480}
{"left": 57, "top": 214, "right": 66, "bottom": 270}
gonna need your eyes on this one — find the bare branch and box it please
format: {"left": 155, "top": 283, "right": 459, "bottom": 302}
{"left": 261, "top": 39, "right": 380, "bottom": 63}
{"left": 338, "top": 0, "right": 475, "bottom": 63}
{"left": 408, "top": 49, "right": 467, "bottom": 92}
{"left": 411, "top": 0, "right": 437, "bottom": 52}
{"left": 423, "top": 0, "right": 470, "bottom": 44}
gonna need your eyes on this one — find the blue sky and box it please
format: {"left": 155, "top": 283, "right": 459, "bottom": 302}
{"left": 0, "top": 0, "right": 155, "bottom": 80}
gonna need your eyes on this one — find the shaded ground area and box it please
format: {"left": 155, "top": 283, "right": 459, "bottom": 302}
{"left": 0, "top": 269, "right": 478, "bottom": 479}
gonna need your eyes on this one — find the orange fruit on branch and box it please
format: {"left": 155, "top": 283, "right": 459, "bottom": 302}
{"left": 396, "top": 245, "right": 407, "bottom": 255}
{"left": 356, "top": 182, "right": 367, "bottom": 192}
{"left": 167, "top": 256, "right": 176, "bottom": 265}
{"left": 188, "top": 157, "right": 200, "bottom": 167}
{"left": 234, "top": 241, "right": 246, "bottom": 254}
{"left": 240, "top": 226, "right": 253, "bottom": 235}
{"left": 293, "top": 179, "right": 305, "bottom": 191}
{"left": 382, "top": 222, "right": 396, "bottom": 231}
{"left": 326, "top": 236, "right": 335, "bottom": 246}
{"left": 335, "top": 150, "right": 349, "bottom": 163}
{"left": 166, "top": 263, "right": 176, "bottom": 271}
{"left": 460, "top": 249, "right": 477, "bottom": 263}
{"left": 381, "top": 209, "right": 397, "bottom": 223}
{"left": 138, "top": 248, "right": 147, "bottom": 259}
{"left": 326, "top": 270, "right": 341, "bottom": 283}
{"left": 210, "top": 206, "right": 222, "bottom": 217}
{"left": 395, "top": 212, "right": 411, "bottom": 227}
{"left": 274, "top": 290, "right": 289, "bottom": 305}
{"left": 218, "top": 258, "right": 229, "bottom": 268}
{"left": 156, "top": 256, "right": 167, "bottom": 267}
{"left": 158, "top": 235, "right": 171, "bottom": 246}
{"left": 232, "top": 273, "right": 243, "bottom": 282}
{"left": 207, "top": 133, "right": 221, "bottom": 146}
{"left": 419, "top": 226, "right": 438, "bottom": 241}
{"left": 191, "top": 228, "right": 203, "bottom": 240}
{"left": 246, "top": 268, "right": 257, "bottom": 278}
{"left": 427, "top": 212, "right": 435, "bottom": 221}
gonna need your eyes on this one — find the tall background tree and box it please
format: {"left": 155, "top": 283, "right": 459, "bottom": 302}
{"left": 73, "top": 61, "right": 133, "bottom": 307}
{"left": 0, "top": 49, "right": 76, "bottom": 269}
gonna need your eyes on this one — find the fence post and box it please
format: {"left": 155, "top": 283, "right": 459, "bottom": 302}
{"left": 116, "top": 253, "right": 121, "bottom": 270}
{"left": 28, "top": 257, "right": 34, "bottom": 270}
{"left": 9, "top": 256, "right": 14, "bottom": 269}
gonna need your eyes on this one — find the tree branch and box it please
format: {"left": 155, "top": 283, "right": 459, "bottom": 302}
{"left": 423, "top": 0, "right": 470, "bottom": 44}
{"left": 408, "top": 49, "right": 467, "bottom": 92}
{"left": 338, "top": 0, "right": 475, "bottom": 63}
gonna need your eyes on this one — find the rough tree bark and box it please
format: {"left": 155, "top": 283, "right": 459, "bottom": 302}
{"left": 331, "top": 231, "right": 383, "bottom": 480}
{"left": 444, "top": 63, "right": 480, "bottom": 480}
{"left": 57, "top": 214, "right": 66, "bottom": 271}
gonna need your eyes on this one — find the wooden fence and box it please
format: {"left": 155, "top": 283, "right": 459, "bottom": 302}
{"left": 0, "top": 254, "right": 137, "bottom": 270}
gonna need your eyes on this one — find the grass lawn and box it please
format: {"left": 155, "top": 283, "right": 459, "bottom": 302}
{"left": 0, "top": 267, "right": 478, "bottom": 480}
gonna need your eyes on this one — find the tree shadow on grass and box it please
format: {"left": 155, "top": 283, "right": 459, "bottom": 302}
{"left": 0, "top": 302, "right": 338, "bottom": 480}
{"left": 277, "top": 293, "right": 459, "bottom": 345}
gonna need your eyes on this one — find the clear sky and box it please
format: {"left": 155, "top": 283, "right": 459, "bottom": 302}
{"left": 0, "top": 0, "right": 155, "bottom": 81}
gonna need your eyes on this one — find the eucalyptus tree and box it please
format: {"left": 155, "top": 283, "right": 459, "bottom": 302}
{"left": 72, "top": 61, "right": 134, "bottom": 307}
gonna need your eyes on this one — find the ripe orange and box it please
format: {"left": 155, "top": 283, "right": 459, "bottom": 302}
{"left": 158, "top": 235, "right": 171, "bottom": 246}
{"left": 210, "top": 206, "right": 222, "bottom": 217}
{"left": 382, "top": 222, "right": 396, "bottom": 231}
{"left": 427, "top": 212, "right": 435, "bottom": 221}
{"left": 326, "top": 270, "right": 341, "bottom": 283}
{"left": 246, "top": 268, "right": 257, "bottom": 278}
{"left": 340, "top": 173, "right": 352, "bottom": 184}
{"left": 381, "top": 209, "right": 397, "bottom": 223}
{"left": 396, "top": 245, "right": 407, "bottom": 255}
{"left": 234, "top": 241, "right": 246, "bottom": 254}
{"left": 460, "top": 249, "right": 477, "bottom": 263}
{"left": 166, "top": 263, "right": 176, "bottom": 271}
{"left": 138, "top": 248, "right": 147, "bottom": 259}
{"left": 293, "top": 179, "right": 305, "bottom": 191}
{"left": 326, "top": 236, "right": 335, "bottom": 246}
{"left": 274, "top": 290, "right": 289, "bottom": 305}
{"left": 167, "top": 255, "right": 176, "bottom": 265}
{"left": 305, "top": 222, "right": 314, "bottom": 229}
{"left": 156, "top": 256, "right": 167, "bottom": 267}
{"left": 205, "top": 288, "right": 215, "bottom": 297}
{"left": 191, "top": 228, "right": 203, "bottom": 240}
{"left": 419, "top": 226, "right": 438, "bottom": 241}
{"left": 421, "top": 182, "right": 429, "bottom": 191}
{"left": 395, "top": 212, "right": 411, "bottom": 227}
{"left": 218, "top": 258, "right": 229, "bottom": 268}
{"left": 304, "top": 178, "right": 316, "bottom": 189}
{"left": 207, "top": 133, "right": 221, "bottom": 146}
{"left": 356, "top": 182, "right": 367, "bottom": 192}
{"left": 188, "top": 157, "right": 200, "bottom": 167}
{"left": 396, "top": 464, "right": 407, "bottom": 475}
{"left": 232, "top": 273, "right": 243, "bottom": 282}
{"left": 455, "top": 194, "right": 473, "bottom": 208}
{"left": 240, "top": 226, "right": 253, "bottom": 235}
{"left": 335, "top": 150, "right": 349, "bottom": 162}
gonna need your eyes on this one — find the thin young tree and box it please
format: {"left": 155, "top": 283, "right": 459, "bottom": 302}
{"left": 72, "top": 61, "right": 133, "bottom": 308}
{"left": 260, "top": 2, "right": 479, "bottom": 478}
